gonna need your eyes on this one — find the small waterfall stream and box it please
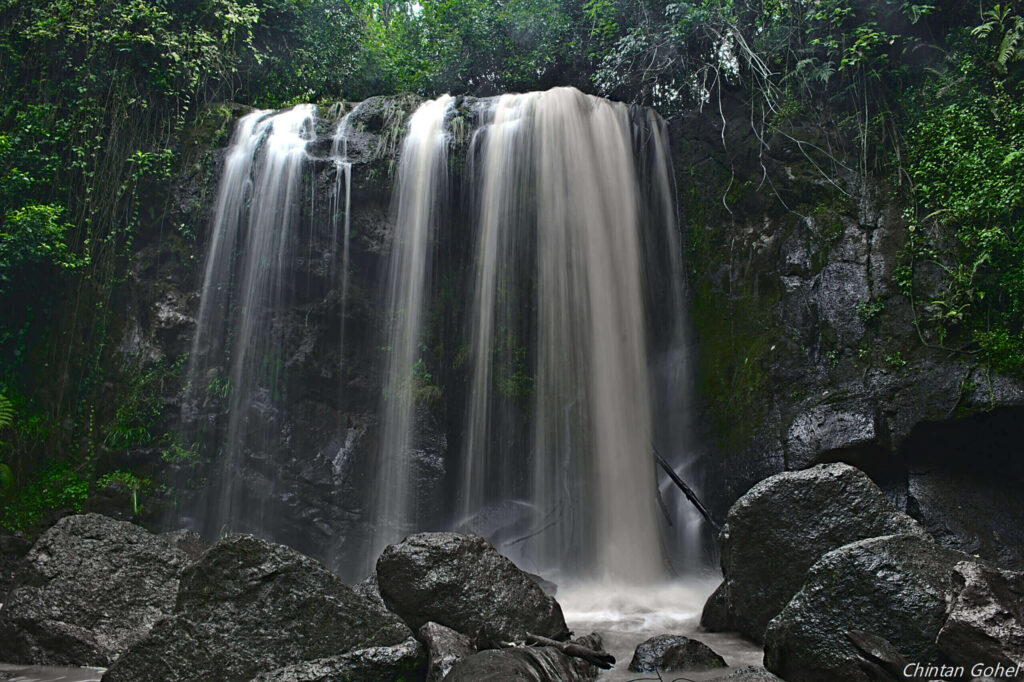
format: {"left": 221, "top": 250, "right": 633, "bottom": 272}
{"left": 330, "top": 105, "right": 358, "bottom": 364}
{"left": 181, "top": 88, "right": 702, "bottom": 583}
{"left": 372, "top": 94, "right": 454, "bottom": 563}
{"left": 183, "top": 105, "right": 317, "bottom": 537}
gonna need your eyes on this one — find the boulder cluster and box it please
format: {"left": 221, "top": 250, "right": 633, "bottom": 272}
{"left": 5, "top": 463, "right": 1020, "bottom": 681}
{"left": 703, "top": 463, "right": 1024, "bottom": 682}
{"left": 0, "top": 515, "right": 603, "bottom": 681}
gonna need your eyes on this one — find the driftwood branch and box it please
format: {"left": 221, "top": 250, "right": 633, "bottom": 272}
{"left": 652, "top": 446, "right": 721, "bottom": 531}
{"left": 524, "top": 633, "right": 616, "bottom": 670}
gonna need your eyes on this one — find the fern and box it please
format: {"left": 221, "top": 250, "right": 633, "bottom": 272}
{"left": 973, "top": 5, "right": 1024, "bottom": 71}
{"left": 0, "top": 392, "right": 12, "bottom": 430}
{"left": 996, "top": 18, "right": 1023, "bottom": 67}
{"left": 0, "top": 393, "right": 12, "bottom": 495}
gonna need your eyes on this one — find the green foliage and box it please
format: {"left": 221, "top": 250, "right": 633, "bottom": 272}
{"left": 0, "top": 203, "right": 88, "bottom": 288}
{"left": 0, "top": 463, "right": 12, "bottom": 497}
{"left": 885, "top": 350, "right": 908, "bottom": 368}
{"left": 104, "top": 355, "right": 184, "bottom": 450}
{"left": 238, "top": 0, "right": 377, "bottom": 105}
{"left": 901, "top": 17, "right": 1024, "bottom": 374}
{"left": 354, "top": 0, "right": 578, "bottom": 96}
{"left": 412, "top": 356, "right": 443, "bottom": 405}
{"left": 856, "top": 299, "right": 885, "bottom": 323}
{"left": 161, "top": 439, "right": 201, "bottom": 466}
{"left": 206, "top": 374, "right": 232, "bottom": 401}
{"left": 972, "top": 4, "right": 1024, "bottom": 73}
{"left": 0, "top": 391, "right": 14, "bottom": 496}
{"left": 0, "top": 392, "right": 12, "bottom": 432}
{"left": 0, "top": 460, "right": 89, "bottom": 531}
{"left": 98, "top": 469, "right": 153, "bottom": 516}
{"left": 493, "top": 328, "right": 533, "bottom": 401}
{"left": 0, "top": 0, "right": 278, "bottom": 489}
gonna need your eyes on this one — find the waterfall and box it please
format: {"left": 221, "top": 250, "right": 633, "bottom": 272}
{"left": 182, "top": 89, "right": 699, "bottom": 581}
{"left": 459, "top": 88, "right": 677, "bottom": 581}
{"left": 371, "top": 94, "right": 454, "bottom": 565}
{"left": 330, "top": 105, "right": 357, "bottom": 364}
{"left": 182, "top": 104, "right": 317, "bottom": 536}
{"left": 642, "top": 109, "right": 704, "bottom": 573}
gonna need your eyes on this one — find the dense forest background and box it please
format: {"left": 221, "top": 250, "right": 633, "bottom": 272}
{"left": 0, "top": 0, "right": 1022, "bottom": 532}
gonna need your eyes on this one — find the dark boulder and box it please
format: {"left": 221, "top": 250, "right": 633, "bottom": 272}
{"left": 249, "top": 637, "right": 425, "bottom": 682}
{"left": 0, "top": 534, "right": 31, "bottom": 605}
{"left": 763, "top": 534, "right": 973, "bottom": 682}
{"left": 160, "top": 529, "right": 209, "bottom": 560}
{"left": 353, "top": 573, "right": 387, "bottom": 610}
{"left": 937, "top": 561, "right": 1024, "bottom": 668}
{"left": 700, "top": 581, "right": 733, "bottom": 632}
{"left": 376, "top": 532, "right": 569, "bottom": 643}
{"left": 716, "top": 463, "right": 928, "bottom": 642}
{"left": 0, "top": 513, "right": 188, "bottom": 666}
{"left": 419, "top": 622, "right": 475, "bottom": 682}
{"left": 903, "top": 413, "right": 1024, "bottom": 570}
{"left": 845, "top": 629, "right": 912, "bottom": 681}
{"left": 103, "top": 534, "right": 412, "bottom": 682}
{"left": 442, "top": 634, "right": 603, "bottom": 682}
{"left": 524, "top": 572, "right": 557, "bottom": 597}
{"left": 627, "top": 634, "right": 726, "bottom": 672}
{"left": 784, "top": 401, "right": 879, "bottom": 470}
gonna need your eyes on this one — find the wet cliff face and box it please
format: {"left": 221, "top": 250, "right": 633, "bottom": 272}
{"left": 111, "top": 97, "right": 447, "bottom": 577}
{"left": 107, "top": 89, "right": 1024, "bottom": 576}
{"left": 675, "top": 88, "right": 1024, "bottom": 569}
{"left": 109, "top": 91, "right": 690, "bottom": 581}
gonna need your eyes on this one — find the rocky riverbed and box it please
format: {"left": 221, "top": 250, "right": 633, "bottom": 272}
{"left": 2, "top": 459, "right": 1021, "bottom": 682}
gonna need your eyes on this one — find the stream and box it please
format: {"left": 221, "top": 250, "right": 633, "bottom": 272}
{"left": 560, "top": 578, "right": 766, "bottom": 681}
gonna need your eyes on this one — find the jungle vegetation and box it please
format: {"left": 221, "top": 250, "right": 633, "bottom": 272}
{"left": 0, "top": 0, "right": 1021, "bottom": 530}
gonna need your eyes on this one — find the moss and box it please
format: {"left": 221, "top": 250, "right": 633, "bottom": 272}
{"left": 801, "top": 195, "right": 850, "bottom": 275}
{"left": 691, "top": 278, "right": 776, "bottom": 454}
{"left": 682, "top": 161, "right": 783, "bottom": 455}
{"left": 182, "top": 102, "right": 249, "bottom": 170}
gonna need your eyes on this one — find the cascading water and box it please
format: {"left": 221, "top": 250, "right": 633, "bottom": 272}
{"left": 330, "top": 105, "right": 357, "bottom": 362}
{"left": 371, "top": 94, "right": 454, "bottom": 565}
{"left": 181, "top": 88, "right": 702, "bottom": 584}
{"left": 183, "top": 104, "right": 316, "bottom": 537}
{"left": 641, "top": 109, "right": 705, "bottom": 574}
{"left": 457, "top": 88, "right": 689, "bottom": 582}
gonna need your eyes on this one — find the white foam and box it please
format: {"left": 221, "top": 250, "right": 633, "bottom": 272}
{"left": 558, "top": 577, "right": 721, "bottom": 632}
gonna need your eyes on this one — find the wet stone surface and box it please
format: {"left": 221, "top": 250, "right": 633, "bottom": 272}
{"left": 0, "top": 663, "right": 103, "bottom": 682}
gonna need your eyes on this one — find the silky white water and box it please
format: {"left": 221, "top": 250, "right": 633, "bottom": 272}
{"left": 458, "top": 88, "right": 694, "bottom": 582}
{"left": 330, "top": 104, "right": 358, "bottom": 364}
{"left": 559, "top": 580, "right": 765, "bottom": 680}
{"left": 183, "top": 89, "right": 705, "bottom": 582}
{"left": 372, "top": 94, "right": 454, "bottom": 566}
{"left": 184, "top": 105, "right": 316, "bottom": 536}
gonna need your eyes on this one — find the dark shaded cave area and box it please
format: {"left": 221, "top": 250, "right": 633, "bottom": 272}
{"left": 900, "top": 407, "right": 1024, "bottom": 570}
{"left": 818, "top": 407, "right": 1024, "bottom": 570}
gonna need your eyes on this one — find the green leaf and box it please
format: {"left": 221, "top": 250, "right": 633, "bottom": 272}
{"left": 0, "top": 463, "right": 13, "bottom": 495}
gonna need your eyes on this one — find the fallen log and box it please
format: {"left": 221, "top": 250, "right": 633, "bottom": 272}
{"left": 524, "top": 633, "right": 615, "bottom": 670}
{"left": 652, "top": 445, "right": 721, "bottom": 531}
